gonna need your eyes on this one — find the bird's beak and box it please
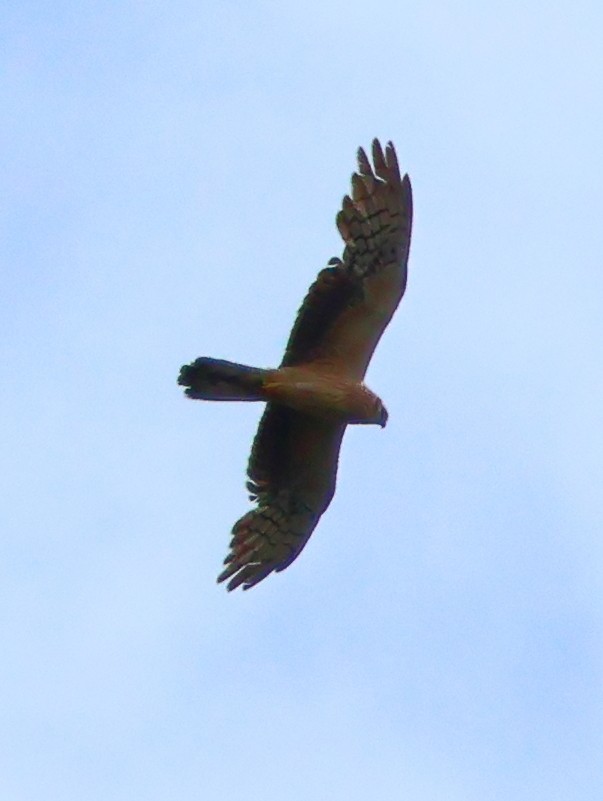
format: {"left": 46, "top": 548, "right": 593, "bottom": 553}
{"left": 379, "top": 407, "right": 389, "bottom": 428}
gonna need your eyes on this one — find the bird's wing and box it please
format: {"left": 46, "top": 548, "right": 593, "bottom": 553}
{"left": 217, "top": 403, "right": 345, "bottom": 591}
{"left": 281, "top": 139, "right": 412, "bottom": 379}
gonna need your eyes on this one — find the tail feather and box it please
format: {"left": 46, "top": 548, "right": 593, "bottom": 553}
{"left": 178, "top": 357, "right": 269, "bottom": 401}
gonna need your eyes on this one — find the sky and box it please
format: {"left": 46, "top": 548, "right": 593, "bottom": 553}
{"left": 2, "top": 1, "right": 603, "bottom": 799}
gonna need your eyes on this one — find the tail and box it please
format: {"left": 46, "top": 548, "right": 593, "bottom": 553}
{"left": 178, "top": 357, "right": 269, "bottom": 401}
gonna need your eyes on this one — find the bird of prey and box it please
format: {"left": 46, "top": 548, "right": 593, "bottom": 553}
{"left": 179, "top": 139, "right": 412, "bottom": 591}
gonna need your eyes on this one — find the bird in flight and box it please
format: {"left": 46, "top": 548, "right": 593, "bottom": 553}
{"left": 179, "top": 139, "right": 412, "bottom": 591}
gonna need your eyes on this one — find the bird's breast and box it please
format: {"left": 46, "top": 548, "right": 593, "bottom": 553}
{"left": 264, "top": 367, "right": 380, "bottom": 424}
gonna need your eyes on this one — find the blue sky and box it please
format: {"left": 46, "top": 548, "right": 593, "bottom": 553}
{"left": 2, "top": 2, "right": 603, "bottom": 799}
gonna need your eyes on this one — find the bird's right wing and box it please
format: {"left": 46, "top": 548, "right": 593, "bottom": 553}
{"left": 281, "top": 139, "right": 412, "bottom": 380}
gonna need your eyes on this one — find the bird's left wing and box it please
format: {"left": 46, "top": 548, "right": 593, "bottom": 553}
{"left": 217, "top": 404, "right": 345, "bottom": 591}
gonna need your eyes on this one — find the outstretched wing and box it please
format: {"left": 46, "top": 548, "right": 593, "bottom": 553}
{"left": 282, "top": 139, "right": 412, "bottom": 379}
{"left": 217, "top": 404, "right": 345, "bottom": 591}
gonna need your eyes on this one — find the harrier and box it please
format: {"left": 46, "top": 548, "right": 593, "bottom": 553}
{"left": 179, "top": 140, "right": 412, "bottom": 590}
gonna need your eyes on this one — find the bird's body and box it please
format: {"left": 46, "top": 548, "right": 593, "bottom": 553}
{"left": 179, "top": 139, "right": 412, "bottom": 590}
{"left": 263, "top": 365, "right": 386, "bottom": 425}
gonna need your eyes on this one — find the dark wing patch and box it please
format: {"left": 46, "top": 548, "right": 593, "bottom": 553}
{"left": 281, "top": 139, "right": 412, "bottom": 378}
{"left": 280, "top": 264, "right": 362, "bottom": 368}
{"left": 217, "top": 404, "right": 346, "bottom": 591}
{"left": 245, "top": 403, "right": 292, "bottom": 500}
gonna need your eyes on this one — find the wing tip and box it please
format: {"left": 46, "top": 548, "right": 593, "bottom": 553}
{"left": 217, "top": 560, "right": 275, "bottom": 592}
